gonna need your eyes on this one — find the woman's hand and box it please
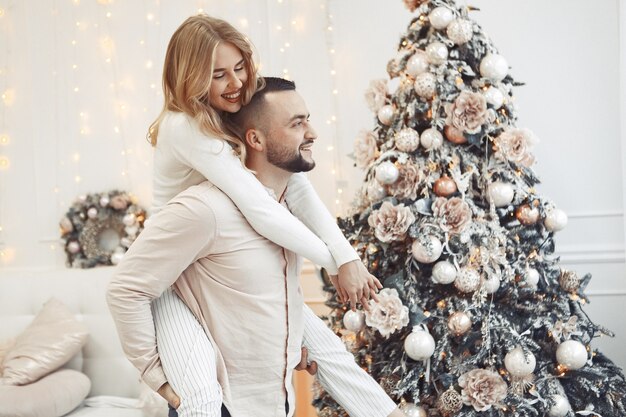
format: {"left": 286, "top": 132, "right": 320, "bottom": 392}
{"left": 331, "top": 260, "right": 382, "bottom": 311}
{"left": 157, "top": 382, "right": 181, "bottom": 409}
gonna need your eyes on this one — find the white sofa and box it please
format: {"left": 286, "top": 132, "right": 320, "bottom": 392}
{"left": 0, "top": 266, "right": 163, "bottom": 417}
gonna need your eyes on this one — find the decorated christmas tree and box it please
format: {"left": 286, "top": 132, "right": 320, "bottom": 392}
{"left": 313, "top": 1, "right": 626, "bottom": 416}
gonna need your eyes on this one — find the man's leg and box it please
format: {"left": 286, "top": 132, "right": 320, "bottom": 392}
{"left": 301, "top": 305, "right": 401, "bottom": 417}
{"left": 153, "top": 288, "right": 222, "bottom": 417}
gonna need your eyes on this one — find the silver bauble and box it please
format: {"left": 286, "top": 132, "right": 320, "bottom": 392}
{"left": 111, "top": 251, "right": 125, "bottom": 265}
{"left": 406, "top": 51, "right": 429, "bottom": 77}
{"left": 375, "top": 161, "right": 400, "bottom": 185}
{"left": 484, "top": 86, "right": 505, "bottom": 108}
{"left": 523, "top": 268, "right": 540, "bottom": 289}
{"left": 556, "top": 340, "right": 587, "bottom": 370}
{"left": 342, "top": 310, "right": 365, "bottom": 332}
{"left": 366, "top": 181, "right": 387, "bottom": 202}
{"left": 548, "top": 394, "right": 572, "bottom": 417}
{"left": 87, "top": 207, "right": 99, "bottom": 219}
{"left": 454, "top": 267, "right": 481, "bottom": 293}
{"left": 426, "top": 42, "right": 448, "bottom": 65}
{"left": 487, "top": 181, "right": 514, "bottom": 207}
{"left": 447, "top": 19, "right": 473, "bottom": 45}
{"left": 432, "top": 261, "right": 457, "bottom": 284}
{"left": 482, "top": 274, "right": 500, "bottom": 294}
{"left": 404, "top": 328, "right": 436, "bottom": 361}
{"left": 377, "top": 104, "right": 395, "bottom": 126}
{"left": 99, "top": 196, "right": 110, "bottom": 207}
{"left": 545, "top": 209, "right": 568, "bottom": 232}
{"left": 402, "top": 403, "right": 427, "bottom": 417}
{"left": 420, "top": 128, "right": 443, "bottom": 150}
{"left": 67, "top": 241, "right": 81, "bottom": 254}
{"left": 414, "top": 73, "right": 437, "bottom": 99}
{"left": 428, "top": 6, "right": 454, "bottom": 30}
{"left": 504, "top": 346, "right": 536, "bottom": 376}
{"left": 411, "top": 236, "right": 443, "bottom": 263}
{"left": 395, "top": 128, "right": 420, "bottom": 152}
{"left": 480, "top": 53, "right": 508, "bottom": 81}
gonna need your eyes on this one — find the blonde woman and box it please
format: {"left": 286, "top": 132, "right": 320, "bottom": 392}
{"left": 109, "top": 15, "right": 401, "bottom": 417}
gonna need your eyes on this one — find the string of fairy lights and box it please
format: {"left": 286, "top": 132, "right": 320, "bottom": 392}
{"left": 1, "top": 0, "right": 346, "bottom": 266}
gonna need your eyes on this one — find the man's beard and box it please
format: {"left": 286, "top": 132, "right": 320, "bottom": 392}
{"left": 266, "top": 140, "right": 315, "bottom": 173}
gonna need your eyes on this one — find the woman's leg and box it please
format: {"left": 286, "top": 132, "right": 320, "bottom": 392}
{"left": 153, "top": 288, "right": 222, "bottom": 417}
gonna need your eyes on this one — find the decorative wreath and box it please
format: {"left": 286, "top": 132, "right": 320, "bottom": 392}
{"left": 60, "top": 190, "right": 147, "bottom": 268}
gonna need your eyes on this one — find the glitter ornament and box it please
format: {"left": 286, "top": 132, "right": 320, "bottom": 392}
{"left": 404, "top": 327, "right": 436, "bottom": 361}
{"left": 87, "top": 207, "right": 99, "bottom": 219}
{"left": 559, "top": 270, "right": 580, "bottom": 292}
{"left": 395, "top": 128, "right": 420, "bottom": 152}
{"left": 447, "top": 19, "right": 473, "bottom": 45}
{"left": 447, "top": 312, "right": 471, "bottom": 336}
{"left": 420, "top": 128, "right": 443, "bottom": 150}
{"left": 487, "top": 181, "right": 514, "bottom": 207}
{"left": 480, "top": 53, "right": 509, "bottom": 81}
{"left": 454, "top": 267, "right": 481, "bottom": 293}
{"left": 482, "top": 274, "right": 500, "bottom": 294}
{"left": 343, "top": 310, "right": 366, "bottom": 332}
{"left": 402, "top": 403, "right": 427, "bottom": 417}
{"left": 426, "top": 42, "right": 448, "bottom": 65}
{"left": 429, "top": 6, "right": 454, "bottom": 29}
{"left": 484, "top": 86, "right": 504, "bottom": 108}
{"left": 548, "top": 394, "right": 572, "bottom": 417}
{"left": 545, "top": 208, "right": 568, "bottom": 232}
{"left": 504, "top": 346, "right": 536, "bottom": 376}
{"left": 437, "top": 387, "right": 463, "bottom": 415}
{"left": 406, "top": 51, "right": 429, "bottom": 77}
{"left": 414, "top": 73, "right": 437, "bottom": 99}
{"left": 523, "top": 268, "right": 540, "bottom": 289}
{"left": 375, "top": 161, "right": 400, "bottom": 185}
{"left": 556, "top": 340, "right": 587, "bottom": 370}
{"left": 515, "top": 204, "right": 540, "bottom": 225}
{"left": 411, "top": 236, "right": 443, "bottom": 263}
{"left": 433, "top": 176, "right": 457, "bottom": 197}
{"left": 444, "top": 125, "right": 467, "bottom": 144}
{"left": 377, "top": 104, "right": 395, "bottom": 126}
{"left": 432, "top": 261, "right": 457, "bottom": 284}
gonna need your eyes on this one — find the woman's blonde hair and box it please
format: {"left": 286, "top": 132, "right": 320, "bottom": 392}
{"left": 147, "top": 14, "right": 262, "bottom": 158}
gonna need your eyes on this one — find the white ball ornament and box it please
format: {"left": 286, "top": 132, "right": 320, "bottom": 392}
{"left": 556, "top": 340, "right": 587, "bottom": 370}
{"left": 447, "top": 19, "right": 473, "bottom": 45}
{"left": 406, "top": 51, "right": 429, "bottom": 77}
{"left": 454, "top": 267, "right": 481, "bottom": 293}
{"left": 545, "top": 209, "right": 568, "bottom": 232}
{"left": 426, "top": 42, "right": 448, "bottom": 65}
{"left": 484, "top": 86, "right": 505, "bottom": 108}
{"left": 523, "top": 268, "right": 540, "bottom": 289}
{"left": 411, "top": 236, "right": 443, "bottom": 263}
{"left": 395, "top": 128, "right": 420, "bottom": 152}
{"left": 432, "top": 261, "right": 457, "bottom": 284}
{"left": 377, "top": 105, "right": 395, "bottom": 126}
{"left": 111, "top": 251, "right": 125, "bottom": 265}
{"left": 402, "top": 403, "right": 427, "bottom": 417}
{"left": 366, "top": 181, "right": 387, "bottom": 201}
{"left": 87, "top": 207, "right": 99, "bottom": 219}
{"left": 67, "top": 241, "right": 81, "bottom": 254}
{"left": 487, "top": 181, "right": 514, "bottom": 207}
{"left": 343, "top": 310, "right": 365, "bottom": 332}
{"left": 504, "top": 346, "right": 536, "bottom": 377}
{"left": 123, "top": 213, "right": 137, "bottom": 226}
{"left": 375, "top": 161, "right": 400, "bottom": 185}
{"left": 482, "top": 274, "right": 500, "bottom": 294}
{"left": 480, "top": 53, "right": 509, "bottom": 81}
{"left": 414, "top": 73, "right": 437, "bottom": 99}
{"left": 404, "top": 327, "right": 436, "bottom": 361}
{"left": 548, "top": 394, "right": 572, "bottom": 417}
{"left": 428, "top": 6, "right": 454, "bottom": 30}
{"left": 99, "top": 196, "right": 110, "bottom": 207}
{"left": 420, "top": 128, "right": 443, "bottom": 150}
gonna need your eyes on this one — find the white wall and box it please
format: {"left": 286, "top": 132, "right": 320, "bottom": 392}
{"left": 0, "top": 0, "right": 624, "bottom": 368}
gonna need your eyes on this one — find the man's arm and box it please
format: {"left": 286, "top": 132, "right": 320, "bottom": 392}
{"left": 300, "top": 305, "right": 405, "bottom": 417}
{"left": 106, "top": 192, "right": 216, "bottom": 392}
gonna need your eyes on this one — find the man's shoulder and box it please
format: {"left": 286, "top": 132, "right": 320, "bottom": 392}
{"left": 170, "top": 181, "right": 236, "bottom": 212}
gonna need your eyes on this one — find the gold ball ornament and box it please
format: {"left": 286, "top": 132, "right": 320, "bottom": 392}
{"left": 515, "top": 204, "right": 540, "bottom": 225}
{"left": 559, "top": 269, "right": 580, "bottom": 292}
{"left": 444, "top": 125, "right": 467, "bottom": 144}
{"left": 437, "top": 387, "right": 463, "bottom": 416}
{"left": 433, "top": 176, "right": 457, "bottom": 197}
{"left": 447, "top": 311, "right": 472, "bottom": 336}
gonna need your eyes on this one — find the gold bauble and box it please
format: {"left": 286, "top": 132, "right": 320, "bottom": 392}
{"left": 444, "top": 125, "right": 467, "bottom": 144}
{"left": 515, "top": 204, "right": 540, "bottom": 225}
{"left": 433, "top": 176, "right": 458, "bottom": 197}
{"left": 447, "top": 311, "right": 472, "bottom": 336}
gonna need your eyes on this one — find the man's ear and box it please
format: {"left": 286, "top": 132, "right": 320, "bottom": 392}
{"left": 244, "top": 128, "right": 264, "bottom": 152}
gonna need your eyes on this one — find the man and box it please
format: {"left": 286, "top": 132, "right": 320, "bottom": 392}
{"left": 107, "top": 78, "right": 406, "bottom": 417}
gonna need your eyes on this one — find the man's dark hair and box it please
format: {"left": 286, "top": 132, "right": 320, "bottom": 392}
{"left": 225, "top": 77, "right": 296, "bottom": 139}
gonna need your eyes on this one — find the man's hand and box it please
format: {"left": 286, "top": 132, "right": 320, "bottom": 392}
{"left": 157, "top": 382, "right": 181, "bottom": 409}
{"left": 295, "top": 347, "right": 317, "bottom": 375}
{"left": 334, "top": 260, "right": 382, "bottom": 311}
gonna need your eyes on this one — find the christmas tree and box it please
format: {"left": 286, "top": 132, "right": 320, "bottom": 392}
{"left": 313, "top": 0, "right": 626, "bottom": 416}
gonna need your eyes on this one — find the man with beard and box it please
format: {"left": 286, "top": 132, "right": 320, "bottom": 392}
{"left": 107, "top": 78, "right": 405, "bottom": 417}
